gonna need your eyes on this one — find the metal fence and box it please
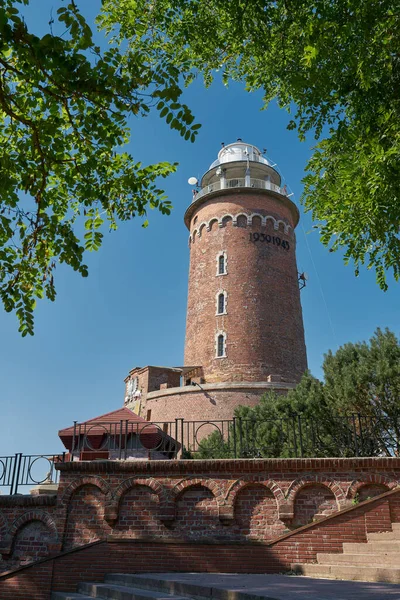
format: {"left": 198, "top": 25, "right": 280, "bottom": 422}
{"left": 0, "top": 453, "right": 65, "bottom": 495}
{"left": 1, "top": 413, "right": 396, "bottom": 494}
{"left": 193, "top": 178, "right": 286, "bottom": 202}
{"left": 183, "top": 414, "right": 396, "bottom": 459}
{"left": 67, "top": 419, "right": 179, "bottom": 460}
{"left": 68, "top": 414, "right": 396, "bottom": 460}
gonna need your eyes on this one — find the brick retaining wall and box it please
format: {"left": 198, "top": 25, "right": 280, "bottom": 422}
{"left": 1, "top": 458, "right": 400, "bottom": 577}
{"left": 1, "top": 488, "right": 400, "bottom": 599}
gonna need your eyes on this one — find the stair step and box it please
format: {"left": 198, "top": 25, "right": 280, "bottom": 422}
{"left": 344, "top": 540, "right": 400, "bottom": 553}
{"left": 78, "top": 582, "right": 194, "bottom": 600}
{"left": 105, "top": 574, "right": 215, "bottom": 600}
{"left": 52, "top": 593, "right": 94, "bottom": 600}
{"left": 318, "top": 552, "right": 400, "bottom": 566}
{"left": 392, "top": 522, "right": 400, "bottom": 531}
{"left": 291, "top": 563, "right": 400, "bottom": 583}
{"left": 368, "top": 530, "right": 400, "bottom": 540}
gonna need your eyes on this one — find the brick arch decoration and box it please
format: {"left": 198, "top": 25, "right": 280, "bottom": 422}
{"left": 9, "top": 511, "right": 58, "bottom": 540}
{"left": 198, "top": 222, "right": 207, "bottom": 237}
{"left": 58, "top": 476, "right": 111, "bottom": 540}
{"left": 283, "top": 475, "right": 346, "bottom": 521}
{"left": 59, "top": 475, "right": 110, "bottom": 509}
{"left": 233, "top": 212, "right": 249, "bottom": 227}
{"left": 223, "top": 477, "right": 285, "bottom": 523}
{"left": 171, "top": 477, "right": 226, "bottom": 523}
{"left": 220, "top": 214, "right": 234, "bottom": 227}
{"left": 3, "top": 510, "right": 60, "bottom": 556}
{"left": 189, "top": 213, "right": 292, "bottom": 243}
{"left": 346, "top": 474, "right": 398, "bottom": 500}
{"left": 105, "top": 477, "right": 172, "bottom": 525}
{"left": 208, "top": 218, "right": 219, "bottom": 232}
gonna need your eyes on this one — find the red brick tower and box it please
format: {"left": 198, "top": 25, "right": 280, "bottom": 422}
{"left": 184, "top": 141, "right": 307, "bottom": 385}
{"left": 125, "top": 141, "right": 307, "bottom": 423}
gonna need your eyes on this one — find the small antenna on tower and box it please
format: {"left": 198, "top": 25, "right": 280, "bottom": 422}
{"left": 263, "top": 148, "right": 267, "bottom": 154}
{"left": 221, "top": 142, "right": 225, "bottom": 147}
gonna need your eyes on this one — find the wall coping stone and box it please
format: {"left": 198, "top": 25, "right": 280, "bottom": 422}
{"left": 56, "top": 457, "right": 400, "bottom": 474}
{"left": 146, "top": 381, "right": 296, "bottom": 401}
{"left": 0, "top": 494, "right": 57, "bottom": 506}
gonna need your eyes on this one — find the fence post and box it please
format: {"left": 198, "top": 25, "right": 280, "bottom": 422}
{"left": 10, "top": 453, "right": 22, "bottom": 495}
{"left": 118, "top": 420, "right": 123, "bottom": 459}
{"left": 124, "top": 420, "right": 129, "bottom": 460}
{"left": 232, "top": 417, "right": 237, "bottom": 458}
{"left": 71, "top": 421, "right": 77, "bottom": 462}
{"left": 292, "top": 415, "right": 298, "bottom": 458}
{"left": 357, "top": 413, "right": 364, "bottom": 456}
{"left": 181, "top": 418, "right": 184, "bottom": 459}
{"left": 174, "top": 418, "right": 179, "bottom": 459}
{"left": 352, "top": 414, "right": 359, "bottom": 457}
{"left": 174, "top": 418, "right": 184, "bottom": 459}
{"left": 238, "top": 418, "right": 243, "bottom": 457}
{"left": 297, "top": 414, "right": 304, "bottom": 458}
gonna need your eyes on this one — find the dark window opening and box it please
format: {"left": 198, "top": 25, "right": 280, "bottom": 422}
{"left": 146, "top": 409, "right": 152, "bottom": 421}
{"left": 218, "top": 255, "right": 225, "bottom": 274}
{"left": 218, "top": 293, "right": 225, "bottom": 314}
{"left": 217, "top": 334, "right": 225, "bottom": 357}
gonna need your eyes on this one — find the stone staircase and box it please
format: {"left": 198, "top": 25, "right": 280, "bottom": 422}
{"left": 52, "top": 574, "right": 214, "bottom": 600}
{"left": 292, "top": 521, "right": 400, "bottom": 583}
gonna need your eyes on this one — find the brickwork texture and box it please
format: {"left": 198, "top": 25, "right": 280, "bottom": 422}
{"left": 184, "top": 191, "right": 307, "bottom": 385}
{"left": 1, "top": 457, "right": 399, "bottom": 578}
{"left": 2, "top": 485, "right": 400, "bottom": 600}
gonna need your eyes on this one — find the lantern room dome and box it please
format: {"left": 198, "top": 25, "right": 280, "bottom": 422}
{"left": 199, "top": 140, "right": 282, "bottom": 190}
{"left": 209, "top": 141, "right": 270, "bottom": 170}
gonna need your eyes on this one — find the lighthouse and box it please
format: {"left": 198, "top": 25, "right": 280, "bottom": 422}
{"left": 124, "top": 141, "right": 307, "bottom": 423}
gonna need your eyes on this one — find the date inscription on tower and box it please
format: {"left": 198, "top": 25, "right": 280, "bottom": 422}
{"left": 249, "top": 232, "right": 290, "bottom": 251}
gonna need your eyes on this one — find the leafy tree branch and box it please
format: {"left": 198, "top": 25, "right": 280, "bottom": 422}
{"left": 0, "top": 0, "right": 200, "bottom": 334}
{"left": 101, "top": 0, "right": 400, "bottom": 289}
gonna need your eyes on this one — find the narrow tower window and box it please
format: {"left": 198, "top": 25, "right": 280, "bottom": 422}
{"left": 219, "top": 255, "right": 225, "bottom": 274}
{"left": 216, "top": 332, "right": 226, "bottom": 358}
{"left": 218, "top": 293, "right": 225, "bottom": 314}
{"left": 217, "top": 334, "right": 224, "bottom": 357}
{"left": 216, "top": 251, "right": 227, "bottom": 276}
{"left": 220, "top": 257, "right": 226, "bottom": 276}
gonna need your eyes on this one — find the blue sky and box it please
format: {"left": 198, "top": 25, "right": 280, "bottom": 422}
{"left": 0, "top": 1, "right": 399, "bottom": 459}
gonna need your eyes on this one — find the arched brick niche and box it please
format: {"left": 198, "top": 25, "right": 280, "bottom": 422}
{"left": 356, "top": 484, "right": 390, "bottom": 502}
{"left": 233, "top": 483, "right": 283, "bottom": 540}
{"left": 172, "top": 484, "right": 221, "bottom": 538}
{"left": 107, "top": 477, "right": 169, "bottom": 525}
{"left": 114, "top": 484, "right": 164, "bottom": 537}
{"left": 10, "top": 520, "right": 55, "bottom": 568}
{"left": 63, "top": 484, "right": 111, "bottom": 551}
{"left": 293, "top": 484, "right": 337, "bottom": 526}
{"left": 346, "top": 474, "right": 397, "bottom": 501}
{"left": 60, "top": 476, "right": 110, "bottom": 508}
{"left": 5, "top": 511, "right": 58, "bottom": 571}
